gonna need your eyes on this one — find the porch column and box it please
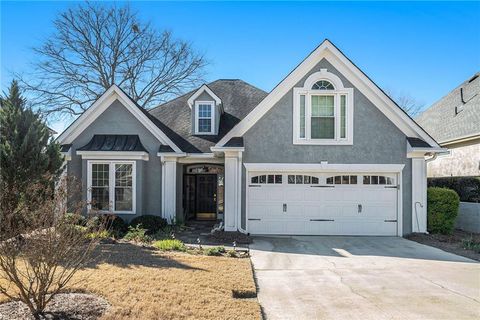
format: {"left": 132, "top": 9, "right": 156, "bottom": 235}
{"left": 161, "top": 156, "right": 177, "bottom": 224}
{"left": 412, "top": 157, "right": 427, "bottom": 233}
{"left": 224, "top": 151, "right": 241, "bottom": 232}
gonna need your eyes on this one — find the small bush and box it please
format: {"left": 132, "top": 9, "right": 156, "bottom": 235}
{"left": 205, "top": 246, "right": 226, "bottom": 256}
{"left": 427, "top": 187, "right": 460, "bottom": 234}
{"left": 86, "top": 230, "right": 111, "bottom": 240}
{"left": 428, "top": 176, "right": 480, "bottom": 203}
{"left": 104, "top": 215, "right": 128, "bottom": 238}
{"left": 63, "top": 212, "right": 86, "bottom": 225}
{"left": 462, "top": 237, "right": 480, "bottom": 253}
{"left": 153, "top": 239, "right": 186, "bottom": 252}
{"left": 123, "top": 224, "right": 152, "bottom": 243}
{"left": 226, "top": 250, "right": 238, "bottom": 257}
{"left": 129, "top": 215, "right": 167, "bottom": 234}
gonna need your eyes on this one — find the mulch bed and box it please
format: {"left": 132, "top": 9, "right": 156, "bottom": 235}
{"left": 406, "top": 229, "right": 480, "bottom": 261}
{"left": 0, "top": 293, "right": 109, "bottom": 320}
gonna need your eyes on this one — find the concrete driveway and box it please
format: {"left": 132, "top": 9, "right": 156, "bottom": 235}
{"left": 250, "top": 236, "right": 480, "bottom": 320}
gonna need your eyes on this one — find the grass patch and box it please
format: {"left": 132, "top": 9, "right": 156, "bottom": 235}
{"left": 152, "top": 239, "right": 186, "bottom": 252}
{"left": 204, "top": 246, "right": 226, "bottom": 256}
{"left": 0, "top": 243, "right": 261, "bottom": 320}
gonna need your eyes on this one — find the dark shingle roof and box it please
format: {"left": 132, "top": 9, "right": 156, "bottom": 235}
{"left": 406, "top": 137, "right": 431, "bottom": 148}
{"left": 416, "top": 72, "right": 480, "bottom": 144}
{"left": 78, "top": 135, "right": 148, "bottom": 152}
{"left": 158, "top": 145, "right": 175, "bottom": 153}
{"left": 224, "top": 137, "right": 244, "bottom": 148}
{"left": 148, "top": 79, "right": 268, "bottom": 153}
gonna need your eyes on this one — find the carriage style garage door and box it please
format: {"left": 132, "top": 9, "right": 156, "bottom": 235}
{"left": 247, "top": 171, "right": 399, "bottom": 236}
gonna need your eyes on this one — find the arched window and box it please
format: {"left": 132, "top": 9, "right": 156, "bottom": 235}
{"left": 312, "top": 80, "right": 335, "bottom": 90}
{"left": 293, "top": 69, "right": 353, "bottom": 145}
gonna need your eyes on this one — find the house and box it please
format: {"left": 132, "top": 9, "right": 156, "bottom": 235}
{"left": 416, "top": 73, "right": 480, "bottom": 177}
{"left": 57, "top": 40, "right": 445, "bottom": 236}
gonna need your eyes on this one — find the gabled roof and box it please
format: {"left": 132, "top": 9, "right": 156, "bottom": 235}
{"left": 78, "top": 135, "right": 148, "bottom": 152}
{"left": 149, "top": 79, "right": 267, "bottom": 153}
{"left": 416, "top": 72, "right": 480, "bottom": 145}
{"left": 187, "top": 84, "right": 222, "bottom": 109}
{"left": 215, "top": 39, "right": 441, "bottom": 149}
{"left": 56, "top": 85, "right": 182, "bottom": 153}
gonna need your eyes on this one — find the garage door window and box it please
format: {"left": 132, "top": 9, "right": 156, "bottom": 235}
{"left": 363, "top": 175, "right": 394, "bottom": 185}
{"left": 288, "top": 175, "right": 319, "bottom": 185}
{"left": 251, "top": 174, "right": 283, "bottom": 185}
{"left": 326, "top": 175, "right": 358, "bottom": 185}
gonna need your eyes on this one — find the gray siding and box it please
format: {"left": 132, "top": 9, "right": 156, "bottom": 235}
{"left": 241, "top": 59, "right": 413, "bottom": 235}
{"left": 67, "top": 99, "right": 163, "bottom": 222}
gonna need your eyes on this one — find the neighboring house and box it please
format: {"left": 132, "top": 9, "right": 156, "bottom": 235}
{"left": 416, "top": 73, "right": 480, "bottom": 177}
{"left": 57, "top": 40, "right": 445, "bottom": 236}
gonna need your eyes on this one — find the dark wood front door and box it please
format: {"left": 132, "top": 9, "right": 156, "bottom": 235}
{"left": 195, "top": 174, "right": 217, "bottom": 220}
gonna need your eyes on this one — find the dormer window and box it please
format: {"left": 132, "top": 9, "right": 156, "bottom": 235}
{"left": 195, "top": 101, "right": 215, "bottom": 134}
{"left": 293, "top": 69, "right": 354, "bottom": 145}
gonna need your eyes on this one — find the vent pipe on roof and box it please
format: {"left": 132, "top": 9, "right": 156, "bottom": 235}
{"left": 460, "top": 87, "right": 466, "bottom": 104}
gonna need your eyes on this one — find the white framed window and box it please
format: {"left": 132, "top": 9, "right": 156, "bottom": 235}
{"left": 194, "top": 101, "right": 215, "bottom": 134}
{"left": 293, "top": 69, "right": 354, "bottom": 145}
{"left": 87, "top": 160, "right": 136, "bottom": 214}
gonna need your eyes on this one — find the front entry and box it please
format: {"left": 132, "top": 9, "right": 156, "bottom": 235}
{"left": 183, "top": 164, "right": 224, "bottom": 221}
{"left": 196, "top": 174, "right": 217, "bottom": 220}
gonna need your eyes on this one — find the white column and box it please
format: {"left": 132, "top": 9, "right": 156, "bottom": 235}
{"left": 412, "top": 157, "right": 427, "bottom": 233}
{"left": 224, "top": 151, "right": 240, "bottom": 231}
{"left": 161, "top": 156, "right": 177, "bottom": 224}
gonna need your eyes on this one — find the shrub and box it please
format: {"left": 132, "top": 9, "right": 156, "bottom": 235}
{"left": 104, "top": 215, "right": 128, "bottom": 238}
{"left": 86, "top": 229, "right": 111, "bottom": 240}
{"left": 462, "top": 237, "right": 480, "bottom": 253}
{"left": 205, "top": 246, "right": 226, "bottom": 256}
{"left": 428, "top": 176, "right": 480, "bottom": 203}
{"left": 427, "top": 187, "right": 460, "bottom": 234}
{"left": 129, "top": 215, "right": 167, "bottom": 234}
{"left": 153, "top": 239, "right": 186, "bottom": 252}
{"left": 123, "top": 224, "right": 152, "bottom": 243}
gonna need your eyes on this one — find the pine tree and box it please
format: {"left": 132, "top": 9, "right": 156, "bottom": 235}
{"left": 0, "top": 80, "right": 63, "bottom": 233}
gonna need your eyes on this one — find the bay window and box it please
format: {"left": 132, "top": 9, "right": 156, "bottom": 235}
{"left": 293, "top": 69, "right": 353, "bottom": 145}
{"left": 88, "top": 161, "right": 136, "bottom": 213}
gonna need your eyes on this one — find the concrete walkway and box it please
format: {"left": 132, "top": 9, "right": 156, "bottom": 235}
{"left": 250, "top": 236, "right": 480, "bottom": 320}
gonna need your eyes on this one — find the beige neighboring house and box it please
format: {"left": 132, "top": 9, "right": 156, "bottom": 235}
{"left": 416, "top": 72, "right": 480, "bottom": 177}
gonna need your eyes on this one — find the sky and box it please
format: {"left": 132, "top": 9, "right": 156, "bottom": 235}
{"left": 1, "top": 1, "right": 479, "bottom": 133}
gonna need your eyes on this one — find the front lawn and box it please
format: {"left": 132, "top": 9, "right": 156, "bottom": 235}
{"left": 0, "top": 243, "right": 261, "bottom": 320}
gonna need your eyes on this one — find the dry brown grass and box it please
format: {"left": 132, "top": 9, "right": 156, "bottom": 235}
{"left": 0, "top": 243, "right": 261, "bottom": 320}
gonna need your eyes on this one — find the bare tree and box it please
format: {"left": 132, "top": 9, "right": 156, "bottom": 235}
{"left": 385, "top": 89, "right": 425, "bottom": 117}
{"left": 0, "top": 177, "right": 106, "bottom": 318}
{"left": 18, "top": 2, "right": 207, "bottom": 118}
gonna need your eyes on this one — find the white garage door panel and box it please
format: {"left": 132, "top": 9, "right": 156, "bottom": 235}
{"left": 247, "top": 172, "right": 398, "bottom": 236}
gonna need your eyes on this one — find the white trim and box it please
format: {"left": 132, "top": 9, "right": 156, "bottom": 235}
{"left": 292, "top": 77, "right": 354, "bottom": 145}
{"left": 61, "top": 147, "right": 72, "bottom": 161}
{"left": 216, "top": 40, "right": 440, "bottom": 148}
{"left": 194, "top": 101, "right": 215, "bottom": 135}
{"left": 303, "top": 68, "right": 345, "bottom": 91}
{"left": 187, "top": 84, "right": 222, "bottom": 109}
{"left": 56, "top": 85, "right": 183, "bottom": 153}
{"left": 411, "top": 157, "right": 427, "bottom": 233}
{"left": 406, "top": 141, "right": 448, "bottom": 158}
{"left": 439, "top": 133, "right": 480, "bottom": 146}
{"left": 243, "top": 163, "right": 405, "bottom": 173}
{"left": 87, "top": 160, "right": 136, "bottom": 214}
{"left": 78, "top": 151, "right": 149, "bottom": 161}
{"left": 210, "top": 146, "right": 245, "bottom": 152}
{"left": 161, "top": 157, "right": 177, "bottom": 223}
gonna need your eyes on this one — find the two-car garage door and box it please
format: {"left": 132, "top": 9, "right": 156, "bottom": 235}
{"left": 247, "top": 171, "right": 399, "bottom": 236}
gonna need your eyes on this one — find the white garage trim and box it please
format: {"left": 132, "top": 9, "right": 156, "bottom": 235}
{"left": 244, "top": 163, "right": 404, "bottom": 236}
{"left": 244, "top": 163, "right": 405, "bottom": 173}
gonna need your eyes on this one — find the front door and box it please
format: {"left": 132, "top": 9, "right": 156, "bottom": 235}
{"left": 196, "top": 174, "right": 217, "bottom": 220}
